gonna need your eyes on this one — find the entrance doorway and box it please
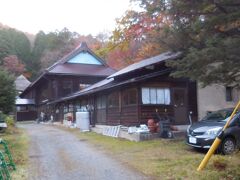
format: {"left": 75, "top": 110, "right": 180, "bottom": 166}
{"left": 96, "top": 95, "right": 107, "bottom": 124}
{"left": 173, "top": 88, "right": 188, "bottom": 124}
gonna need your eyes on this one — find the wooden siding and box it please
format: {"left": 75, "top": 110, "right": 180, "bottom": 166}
{"left": 107, "top": 107, "right": 121, "bottom": 125}
{"left": 16, "top": 111, "right": 37, "bottom": 121}
{"left": 120, "top": 105, "right": 139, "bottom": 126}
{"left": 107, "top": 105, "right": 139, "bottom": 126}
{"left": 21, "top": 75, "right": 106, "bottom": 105}
{"left": 55, "top": 76, "right": 101, "bottom": 98}
{"left": 140, "top": 105, "right": 174, "bottom": 124}
{"left": 35, "top": 79, "right": 50, "bottom": 104}
{"left": 96, "top": 109, "right": 107, "bottom": 124}
{"left": 106, "top": 88, "right": 139, "bottom": 126}
{"left": 49, "top": 77, "right": 197, "bottom": 127}
{"left": 36, "top": 68, "right": 198, "bottom": 127}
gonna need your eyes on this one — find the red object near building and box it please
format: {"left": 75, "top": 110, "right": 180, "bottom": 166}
{"left": 147, "top": 119, "right": 157, "bottom": 133}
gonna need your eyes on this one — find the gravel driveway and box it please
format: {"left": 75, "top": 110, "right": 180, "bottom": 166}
{"left": 20, "top": 123, "right": 149, "bottom": 180}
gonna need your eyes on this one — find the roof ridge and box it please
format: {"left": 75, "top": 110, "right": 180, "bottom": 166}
{"left": 15, "top": 74, "right": 30, "bottom": 82}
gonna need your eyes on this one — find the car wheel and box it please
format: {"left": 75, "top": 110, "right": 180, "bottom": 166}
{"left": 221, "top": 137, "right": 236, "bottom": 155}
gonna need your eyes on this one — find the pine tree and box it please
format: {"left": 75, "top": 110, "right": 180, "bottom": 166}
{"left": 132, "top": 0, "right": 240, "bottom": 86}
{"left": 166, "top": 0, "right": 240, "bottom": 87}
{"left": 0, "top": 68, "right": 16, "bottom": 114}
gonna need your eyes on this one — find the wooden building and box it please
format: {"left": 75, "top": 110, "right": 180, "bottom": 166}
{"left": 15, "top": 75, "right": 31, "bottom": 95}
{"left": 19, "top": 42, "right": 116, "bottom": 120}
{"left": 49, "top": 52, "right": 198, "bottom": 126}
{"left": 15, "top": 99, "right": 37, "bottom": 121}
{"left": 15, "top": 75, "right": 36, "bottom": 121}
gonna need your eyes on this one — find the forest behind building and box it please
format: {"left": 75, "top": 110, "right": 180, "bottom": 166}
{"left": 0, "top": 0, "right": 239, "bottom": 87}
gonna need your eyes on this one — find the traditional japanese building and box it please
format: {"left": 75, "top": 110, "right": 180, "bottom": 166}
{"left": 20, "top": 42, "right": 116, "bottom": 120}
{"left": 49, "top": 51, "right": 198, "bottom": 126}
{"left": 15, "top": 75, "right": 31, "bottom": 95}
{"left": 15, "top": 75, "right": 36, "bottom": 121}
{"left": 19, "top": 42, "right": 239, "bottom": 128}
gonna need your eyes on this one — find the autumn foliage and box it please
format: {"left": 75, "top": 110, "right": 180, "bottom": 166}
{"left": 3, "top": 55, "right": 25, "bottom": 76}
{"left": 0, "top": 0, "right": 239, "bottom": 87}
{"left": 106, "top": 0, "right": 240, "bottom": 86}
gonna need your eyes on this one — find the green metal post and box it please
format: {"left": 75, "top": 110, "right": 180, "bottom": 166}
{"left": 0, "top": 151, "right": 11, "bottom": 180}
{"left": 0, "top": 140, "right": 16, "bottom": 171}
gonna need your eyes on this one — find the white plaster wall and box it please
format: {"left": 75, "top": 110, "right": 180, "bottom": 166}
{"left": 197, "top": 83, "right": 239, "bottom": 119}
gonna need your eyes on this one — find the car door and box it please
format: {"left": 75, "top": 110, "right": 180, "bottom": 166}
{"left": 227, "top": 114, "right": 240, "bottom": 147}
{"left": 234, "top": 115, "right": 240, "bottom": 147}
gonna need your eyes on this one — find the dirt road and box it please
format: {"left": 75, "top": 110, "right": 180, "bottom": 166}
{"left": 20, "top": 123, "right": 148, "bottom": 180}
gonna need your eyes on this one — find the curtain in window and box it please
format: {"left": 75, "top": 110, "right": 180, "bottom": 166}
{"left": 164, "top": 89, "right": 170, "bottom": 105}
{"left": 142, "top": 87, "right": 171, "bottom": 105}
{"left": 150, "top": 88, "right": 157, "bottom": 104}
{"left": 157, "top": 89, "right": 164, "bottom": 104}
{"left": 142, "top": 88, "right": 150, "bottom": 104}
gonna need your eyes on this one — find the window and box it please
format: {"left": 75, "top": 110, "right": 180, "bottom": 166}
{"left": 202, "top": 109, "right": 232, "bottom": 121}
{"left": 142, "top": 87, "right": 170, "bottom": 105}
{"left": 67, "top": 52, "right": 102, "bottom": 65}
{"left": 16, "top": 106, "right": 27, "bottom": 112}
{"left": 62, "top": 80, "right": 72, "bottom": 95}
{"left": 150, "top": 88, "right": 157, "bottom": 104}
{"left": 226, "top": 87, "right": 233, "bottom": 102}
{"left": 28, "top": 106, "right": 36, "bottom": 111}
{"left": 68, "top": 104, "right": 74, "bottom": 112}
{"left": 122, "top": 89, "right": 137, "bottom": 106}
{"left": 97, "top": 95, "right": 106, "bottom": 109}
{"left": 80, "top": 100, "right": 88, "bottom": 111}
{"left": 75, "top": 101, "right": 81, "bottom": 112}
{"left": 63, "top": 105, "right": 68, "bottom": 113}
{"left": 108, "top": 92, "right": 119, "bottom": 108}
{"left": 52, "top": 80, "right": 58, "bottom": 98}
{"left": 40, "top": 83, "right": 48, "bottom": 100}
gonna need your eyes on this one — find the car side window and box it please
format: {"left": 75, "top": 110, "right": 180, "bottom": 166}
{"left": 236, "top": 116, "right": 240, "bottom": 126}
{"left": 229, "top": 114, "right": 240, "bottom": 127}
{"left": 231, "top": 114, "right": 240, "bottom": 126}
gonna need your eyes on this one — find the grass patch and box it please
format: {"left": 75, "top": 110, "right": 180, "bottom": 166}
{"left": 58, "top": 126, "right": 240, "bottom": 179}
{"left": 0, "top": 125, "right": 29, "bottom": 180}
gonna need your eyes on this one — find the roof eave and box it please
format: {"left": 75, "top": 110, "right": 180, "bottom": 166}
{"left": 47, "top": 72, "right": 111, "bottom": 77}
{"left": 108, "top": 51, "right": 182, "bottom": 79}
{"left": 48, "top": 68, "right": 172, "bottom": 104}
{"left": 19, "top": 72, "right": 47, "bottom": 97}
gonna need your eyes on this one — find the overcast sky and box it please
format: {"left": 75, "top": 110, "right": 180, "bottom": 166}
{"left": 0, "top": 0, "right": 132, "bottom": 35}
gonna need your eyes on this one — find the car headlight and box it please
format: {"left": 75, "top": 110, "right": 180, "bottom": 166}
{"left": 204, "top": 127, "right": 222, "bottom": 136}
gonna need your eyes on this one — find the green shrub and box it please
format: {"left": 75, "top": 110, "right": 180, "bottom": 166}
{"left": 0, "top": 112, "right": 7, "bottom": 121}
{"left": 5, "top": 116, "right": 15, "bottom": 127}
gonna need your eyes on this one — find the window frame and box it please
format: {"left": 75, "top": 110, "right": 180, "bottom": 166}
{"left": 63, "top": 104, "right": 68, "bottom": 113}
{"left": 68, "top": 104, "right": 74, "bottom": 112}
{"left": 122, "top": 88, "right": 138, "bottom": 106}
{"left": 226, "top": 86, "right": 233, "bottom": 102}
{"left": 97, "top": 95, "right": 107, "bottom": 110}
{"left": 108, "top": 92, "right": 119, "bottom": 108}
{"left": 62, "top": 80, "right": 73, "bottom": 96}
{"left": 141, "top": 87, "right": 171, "bottom": 105}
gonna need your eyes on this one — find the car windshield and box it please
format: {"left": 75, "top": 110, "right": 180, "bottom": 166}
{"left": 223, "top": 112, "right": 240, "bottom": 122}
{"left": 201, "top": 109, "right": 232, "bottom": 121}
